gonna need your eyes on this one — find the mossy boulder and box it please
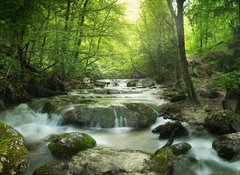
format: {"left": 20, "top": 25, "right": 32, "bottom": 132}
{"left": 63, "top": 103, "right": 157, "bottom": 128}
{"left": 152, "top": 121, "right": 189, "bottom": 139}
{"left": 204, "top": 111, "right": 236, "bottom": 135}
{"left": 0, "top": 121, "right": 22, "bottom": 140}
{"left": 170, "top": 143, "right": 192, "bottom": 156}
{"left": 212, "top": 132, "right": 240, "bottom": 160}
{"left": 151, "top": 148, "right": 174, "bottom": 174}
{"left": 48, "top": 132, "right": 96, "bottom": 158}
{"left": 158, "top": 103, "right": 182, "bottom": 120}
{"left": 124, "top": 103, "right": 157, "bottom": 128}
{"left": 63, "top": 106, "right": 116, "bottom": 128}
{"left": 42, "top": 101, "right": 58, "bottom": 114}
{"left": 0, "top": 121, "right": 29, "bottom": 175}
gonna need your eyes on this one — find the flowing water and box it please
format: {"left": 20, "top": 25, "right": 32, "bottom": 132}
{"left": 0, "top": 79, "right": 240, "bottom": 175}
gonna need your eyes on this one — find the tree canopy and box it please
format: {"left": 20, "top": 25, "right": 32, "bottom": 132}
{"left": 0, "top": 0, "right": 239, "bottom": 102}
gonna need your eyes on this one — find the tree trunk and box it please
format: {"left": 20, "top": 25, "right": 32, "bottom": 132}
{"left": 74, "top": 0, "right": 89, "bottom": 59}
{"left": 167, "top": 0, "right": 199, "bottom": 104}
{"left": 238, "top": 0, "right": 240, "bottom": 37}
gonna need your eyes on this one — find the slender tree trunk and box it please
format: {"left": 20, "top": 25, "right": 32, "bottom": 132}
{"left": 167, "top": 0, "right": 199, "bottom": 104}
{"left": 74, "top": 0, "right": 89, "bottom": 59}
{"left": 238, "top": 0, "right": 240, "bottom": 36}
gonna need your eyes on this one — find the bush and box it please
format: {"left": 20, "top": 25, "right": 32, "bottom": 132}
{"left": 216, "top": 71, "right": 240, "bottom": 90}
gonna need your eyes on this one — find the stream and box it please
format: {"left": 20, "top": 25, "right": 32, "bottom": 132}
{"left": 0, "top": 79, "right": 240, "bottom": 175}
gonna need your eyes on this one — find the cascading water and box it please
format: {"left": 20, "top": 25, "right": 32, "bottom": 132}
{"left": 1, "top": 79, "right": 240, "bottom": 175}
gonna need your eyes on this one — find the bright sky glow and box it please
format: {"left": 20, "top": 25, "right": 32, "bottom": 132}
{"left": 117, "top": 0, "right": 142, "bottom": 22}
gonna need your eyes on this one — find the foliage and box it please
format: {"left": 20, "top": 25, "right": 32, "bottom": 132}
{"left": 216, "top": 71, "right": 240, "bottom": 90}
{"left": 136, "top": 0, "right": 178, "bottom": 81}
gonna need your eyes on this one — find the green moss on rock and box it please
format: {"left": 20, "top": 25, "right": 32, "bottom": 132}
{"left": 0, "top": 138, "right": 29, "bottom": 174}
{"left": 33, "top": 164, "right": 64, "bottom": 175}
{"left": 48, "top": 132, "right": 96, "bottom": 159}
{"left": 0, "top": 121, "right": 29, "bottom": 175}
{"left": 42, "top": 101, "right": 58, "bottom": 114}
{"left": 151, "top": 148, "right": 174, "bottom": 174}
{"left": 124, "top": 103, "right": 157, "bottom": 128}
{"left": 0, "top": 121, "right": 22, "bottom": 140}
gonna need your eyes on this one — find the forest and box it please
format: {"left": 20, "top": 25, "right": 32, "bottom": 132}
{"left": 0, "top": 0, "right": 240, "bottom": 174}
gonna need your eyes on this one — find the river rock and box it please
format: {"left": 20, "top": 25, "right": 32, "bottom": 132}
{"left": 0, "top": 121, "right": 29, "bottom": 175}
{"left": 47, "top": 132, "right": 96, "bottom": 159}
{"left": 63, "top": 106, "right": 116, "bottom": 127}
{"left": 152, "top": 121, "right": 189, "bottom": 139}
{"left": 212, "top": 132, "right": 240, "bottom": 160}
{"left": 123, "top": 103, "right": 157, "bottom": 128}
{"left": 161, "top": 90, "right": 186, "bottom": 102}
{"left": 170, "top": 143, "right": 192, "bottom": 156}
{"left": 41, "top": 100, "right": 58, "bottom": 114}
{"left": 158, "top": 103, "right": 182, "bottom": 120}
{"left": 126, "top": 79, "right": 138, "bottom": 87}
{"left": 64, "top": 103, "right": 157, "bottom": 128}
{"left": 204, "top": 111, "right": 236, "bottom": 135}
{"left": 151, "top": 148, "right": 174, "bottom": 174}
{"left": 33, "top": 147, "right": 158, "bottom": 175}
{"left": 141, "top": 78, "right": 155, "bottom": 88}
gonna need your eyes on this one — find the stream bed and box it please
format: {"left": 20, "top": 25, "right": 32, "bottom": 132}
{"left": 1, "top": 79, "right": 240, "bottom": 175}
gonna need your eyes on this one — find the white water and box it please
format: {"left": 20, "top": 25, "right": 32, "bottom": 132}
{"left": 1, "top": 79, "right": 240, "bottom": 175}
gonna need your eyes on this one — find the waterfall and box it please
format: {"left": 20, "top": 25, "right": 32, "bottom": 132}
{"left": 112, "top": 108, "right": 128, "bottom": 127}
{"left": 113, "top": 109, "right": 119, "bottom": 127}
{"left": 124, "top": 117, "right": 128, "bottom": 127}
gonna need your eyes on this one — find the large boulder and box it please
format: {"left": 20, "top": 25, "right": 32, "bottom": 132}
{"left": 204, "top": 111, "right": 236, "bottom": 135}
{"left": 161, "top": 90, "right": 186, "bottom": 102}
{"left": 123, "top": 103, "right": 157, "bottom": 128}
{"left": 141, "top": 78, "right": 155, "bottom": 88}
{"left": 63, "top": 103, "right": 157, "bottom": 128}
{"left": 63, "top": 106, "right": 116, "bottom": 128}
{"left": 47, "top": 132, "right": 96, "bottom": 159}
{"left": 152, "top": 121, "right": 189, "bottom": 139}
{"left": 34, "top": 147, "right": 158, "bottom": 175}
{"left": 158, "top": 103, "right": 182, "bottom": 120}
{"left": 212, "top": 132, "right": 240, "bottom": 160}
{"left": 0, "top": 121, "right": 29, "bottom": 175}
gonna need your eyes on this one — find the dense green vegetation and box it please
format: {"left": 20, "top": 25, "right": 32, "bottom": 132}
{"left": 0, "top": 0, "right": 239, "bottom": 104}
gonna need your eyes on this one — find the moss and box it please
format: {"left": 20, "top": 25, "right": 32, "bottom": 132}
{"left": 151, "top": 148, "right": 174, "bottom": 174}
{"left": 0, "top": 137, "right": 29, "bottom": 175}
{"left": 0, "top": 121, "right": 22, "bottom": 140}
{"left": 42, "top": 101, "right": 57, "bottom": 114}
{"left": 48, "top": 132, "right": 96, "bottom": 159}
{"left": 33, "top": 164, "right": 58, "bottom": 175}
